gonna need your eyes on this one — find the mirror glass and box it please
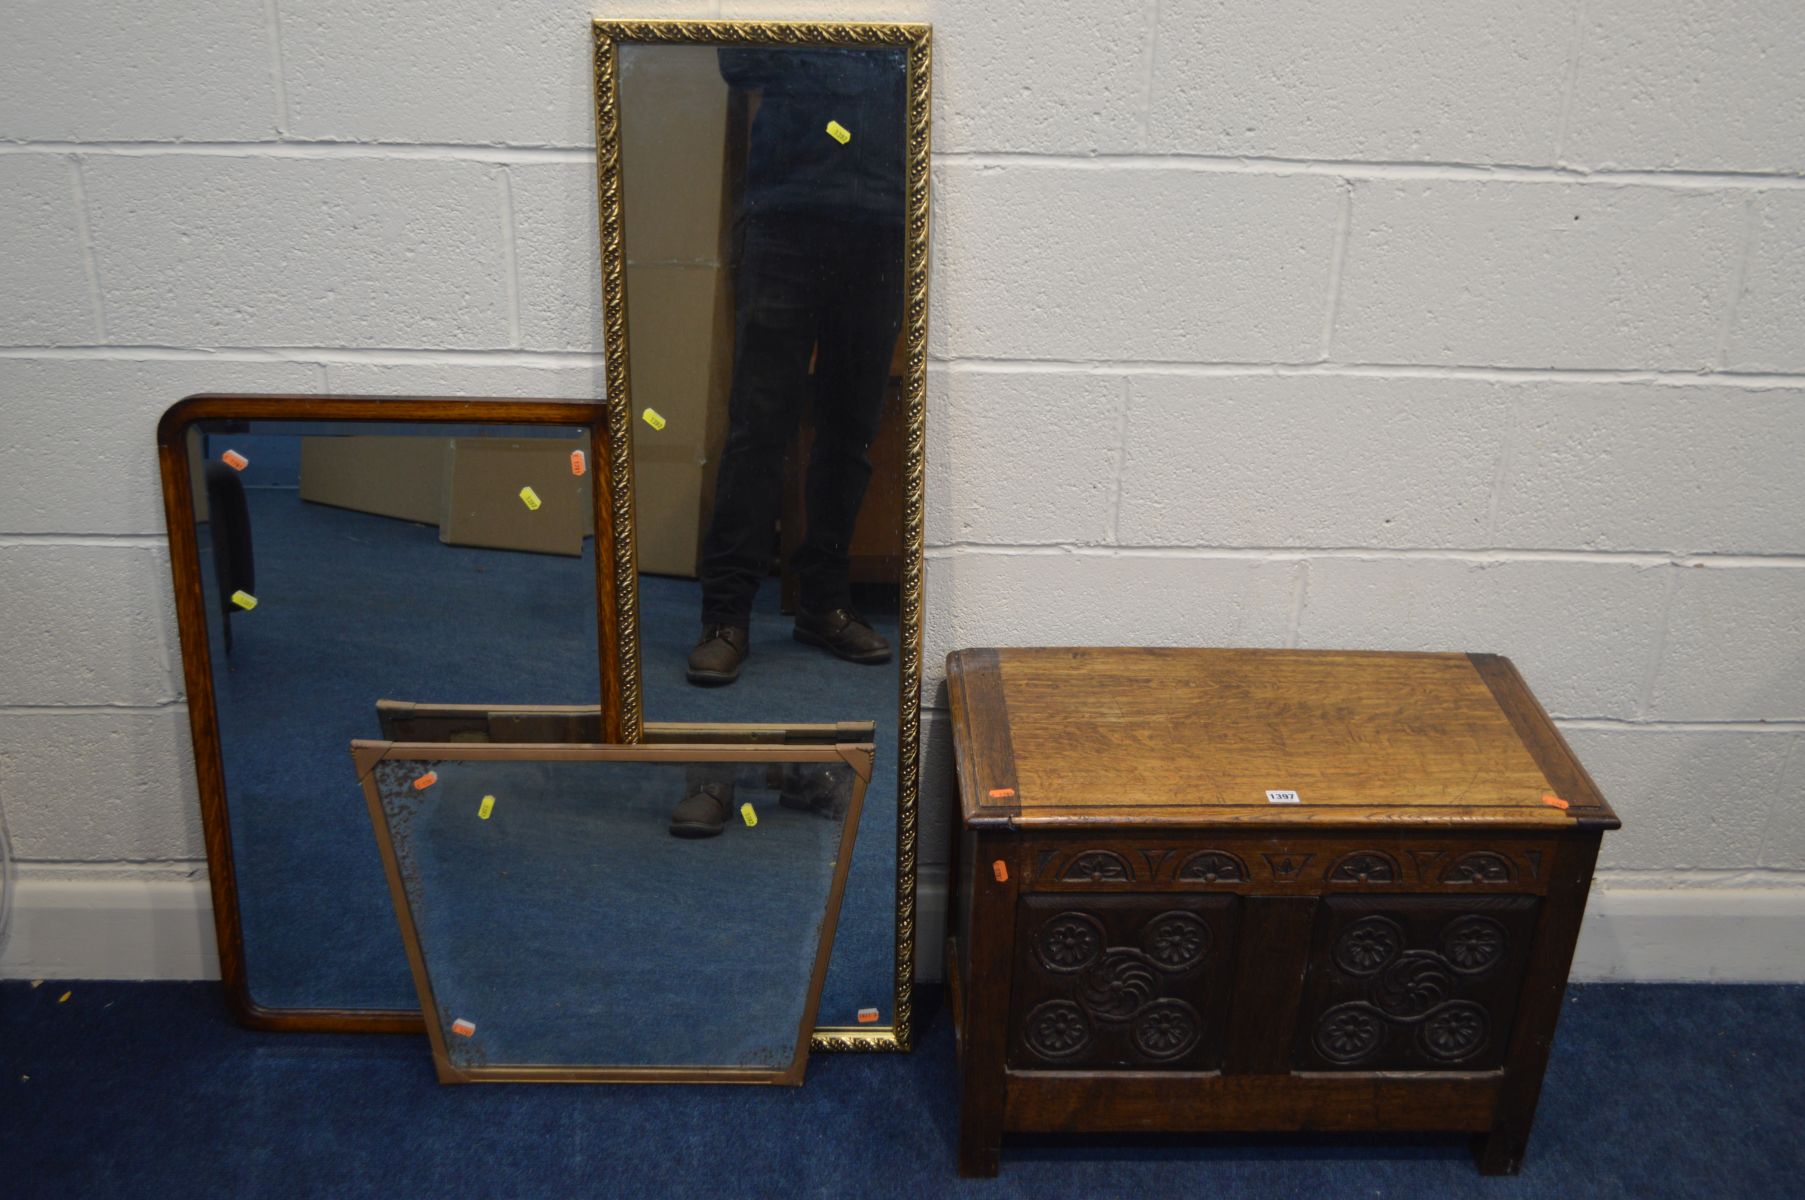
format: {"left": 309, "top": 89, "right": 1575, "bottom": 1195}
{"left": 182, "top": 418, "right": 601, "bottom": 1013}
{"left": 615, "top": 40, "right": 910, "bottom": 1030}
{"left": 359, "top": 746, "right": 867, "bottom": 1080}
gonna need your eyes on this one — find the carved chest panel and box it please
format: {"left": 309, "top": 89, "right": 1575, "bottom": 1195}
{"left": 1295, "top": 895, "right": 1540, "bottom": 1072}
{"left": 1008, "top": 894, "right": 1239, "bottom": 1070}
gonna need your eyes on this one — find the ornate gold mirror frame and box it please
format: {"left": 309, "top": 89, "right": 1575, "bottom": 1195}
{"left": 591, "top": 18, "right": 930, "bottom": 1051}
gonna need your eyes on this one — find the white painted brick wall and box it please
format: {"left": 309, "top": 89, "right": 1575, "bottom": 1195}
{"left": 0, "top": 709, "right": 203, "bottom": 861}
{"left": 0, "top": 545, "right": 180, "bottom": 707}
{"left": 1726, "top": 193, "right": 1805, "bottom": 372}
{"left": 0, "top": 1, "right": 279, "bottom": 142}
{"left": 509, "top": 162, "right": 605, "bottom": 352}
{"left": 1294, "top": 558, "right": 1672, "bottom": 717}
{"left": 1490, "top": 385, "right": 1805, "bottom": 555}
{"left": 1116, "top": 374, "right": 1514, "bottom": 549}
{"left": 2, "top": 1, "right": 1803, "bottom": 973}
{"left": 81, "top": 156, "right": 515, "bottom": 349}
{"left": 1562, "top": 0, "right": 1805, "bottom": 173}
{"left": 926, "top": 368, "right": 1121, "bottom": 547}
{"left": 1144, "top": 0, "right": 1577, "bottom": 164}
{"left": 1564, "top": 727, "right": 1799, "bottom": 870}
{"left": 1334, "top": 181, "right": 1745, "bottom": 369}
{"left": 933, "top": 164, "right": 1344, "bottom": 362}
{"left": 0, "top": 157, "right": 96, "bottom": 345}
{"left": 1648, "top": 567, "right": 1805, "bottom": 721}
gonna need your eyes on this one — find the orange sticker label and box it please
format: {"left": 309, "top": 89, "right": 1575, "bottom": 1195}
{"left": 987, "top": 787, "right": 1015, "bottom": 800}
{"left": 991, "top": 859, "right": 1009, "bottom": 883}
{"left": 1542, "top": 793, "right": 1570, "bottom": 810}
{"left": 413, "top": 771, "right": 438, "bottom": 791}
{"left": 451, "top": 1018, "right": 476, "bottom": 1037}
{"left": 570, "top": 450, "right": 586, "bottom": 476}
{"left": 856, "top": 1007, "right": 879, "bottom": 1024}
{"left": 220, "top": 449, "right": 249, "bottom": 471}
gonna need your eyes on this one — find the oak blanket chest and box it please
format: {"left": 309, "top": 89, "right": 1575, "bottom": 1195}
{"left": 944, "top": 647, "right": 1619, "bottom": 1177}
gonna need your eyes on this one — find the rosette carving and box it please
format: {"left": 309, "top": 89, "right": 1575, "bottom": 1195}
{"left": 1131, "top": 1000, "right": 1202, "bottom": 1061}
{"left": 1023, "top": 1000, "right": 1091, "bottom": 1060}
{"left": 1315, "top": 1003, "right": 1385, "bottom": 1065}
{"left": 1333, "top": 916, "right": 1404, "bottom": 976}
{"left": 1441, "top": 916, "right": 1508, "bottom": 974}
{"left": 1140, "top": 912, "right": 1211, "bottom": 971}
{"left": 1417, "top": 1000, "right": 1489, "bottom": 1063}
{"left": 1035, "top": 913, "right": 1105, "bottom": 973}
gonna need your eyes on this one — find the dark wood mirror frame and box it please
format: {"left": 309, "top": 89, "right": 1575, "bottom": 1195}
{"left": 157, "top": 393, "right": 634, "bottom": 1032}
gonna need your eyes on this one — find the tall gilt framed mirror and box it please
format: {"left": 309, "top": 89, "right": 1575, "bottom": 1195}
{"left": 592, "top": 19, "right": 930, "bottom": 1050}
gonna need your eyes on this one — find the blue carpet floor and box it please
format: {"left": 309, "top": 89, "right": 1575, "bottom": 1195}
{"left": 4, "top": 981, "right": 1802, "bottom": 1198}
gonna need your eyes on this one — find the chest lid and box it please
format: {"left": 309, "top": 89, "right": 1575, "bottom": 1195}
{"left": 945, "top": 647, "right": 1616, "bottom": 831}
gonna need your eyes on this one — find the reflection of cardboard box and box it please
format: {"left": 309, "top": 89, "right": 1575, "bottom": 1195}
{"left": 440, "top": 437, "right": 591, "bottom": 558}
{"left": 299, "top": 433, "right": 591, "bottom": 557}
{"left": 619, "top": 44, "right": 731, "bottom": 265}
{"left": 633, "top": 457, "right": 710, "bottom": 577}
{"left": 627, "top": 263, "right": 734, "bottom": 578}
{"left": 618, "top": 45, "right": 738, "bottom": 579}
{"left": 299, "top": 435, "right": 447, "bottom": 525}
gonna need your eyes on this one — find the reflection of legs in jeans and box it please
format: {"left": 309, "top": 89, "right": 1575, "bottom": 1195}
{"left": 794, "top": 222, "right": 905, "bottom": 616}
{"left": 699, "top": 215, "right": 822, "bottom": 628}
{"left": 693, "top": 216, "right": 905, "bottom": 676}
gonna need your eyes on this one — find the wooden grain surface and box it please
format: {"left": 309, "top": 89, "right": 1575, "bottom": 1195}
{"left": 946, "top": 648, "right": 1617, "bottom": 830}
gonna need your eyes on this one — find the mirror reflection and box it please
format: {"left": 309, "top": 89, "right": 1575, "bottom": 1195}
{"left": 358, "top": 747, "right": 868, "bottom": 1081}
{"left": 617, "top": 41, "right": 908, "bottom": 1029}
{"left": 184, "top": 418, "right": 601, "bottom": 1012}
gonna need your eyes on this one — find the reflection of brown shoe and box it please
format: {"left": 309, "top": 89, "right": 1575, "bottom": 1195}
{"left": 793, "top": 608, "right": 890, "bottom": 664}
{"left": 669, "top": 782, "right": 731, "bottom": 839}
{"left": 686, "top": 624, "right": 748, "bottom": 686}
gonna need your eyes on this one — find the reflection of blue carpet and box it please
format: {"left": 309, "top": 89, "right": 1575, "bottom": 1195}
{"left": 636, "top": 573, "right": 900, "bottom": 1030}
{"left": 7, "top": 981, "right": 1805, "bottom": 1197}
{"left": 377, "top": 758, "right": 855, "bottom": 1071}
{"left": 205, "top": 485, "right": 898, "bottom": 1027}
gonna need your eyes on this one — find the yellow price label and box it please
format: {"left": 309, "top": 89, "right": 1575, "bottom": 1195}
{"left": 642, "top": 407, "right": 666, "bottom": 431}
{"left": 825, "top": 119, "right": 851, "bottom": 144}
{"left": 478, "top": 795, "right": 495, "bottom": 820}
{"left": 518, "top": 485, "right": 542, "bottom": 511}
{"left": 230, "top": 590, "right": 257, "bottom": 611}
{"left": 740, "top": 802, "right": 758, "bottom": 827}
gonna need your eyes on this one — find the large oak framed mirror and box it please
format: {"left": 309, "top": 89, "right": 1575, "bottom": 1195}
{"left": 592, "top": 20, "right": 930, "bottom": 1049}
{"left": 157, "top": 394, "right": 632, "bottom": 1030}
